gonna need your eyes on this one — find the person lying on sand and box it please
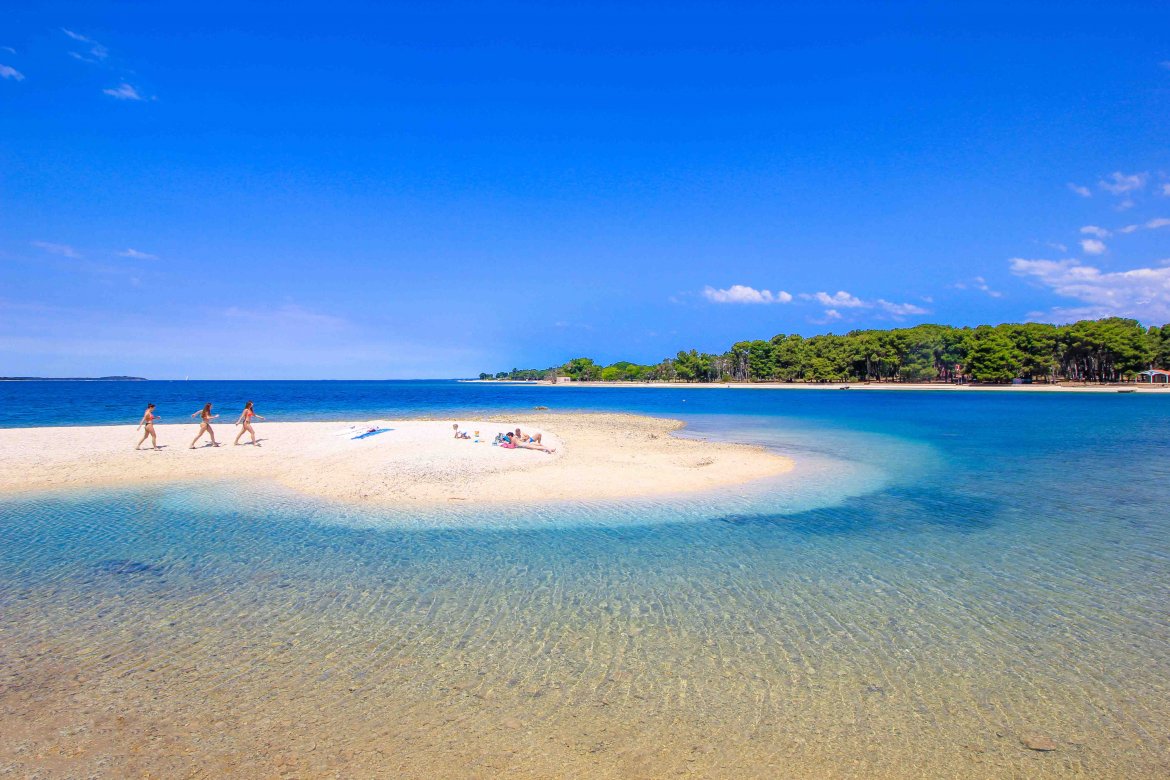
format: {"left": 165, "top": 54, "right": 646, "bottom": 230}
{"left": 503, "top": 431, "right": 555, "bottom": 454}
{"left": 514, "top": 427, "right": 542, "bottom": 444}
{"left": 452, "top": 423, "right": 470, "bottom": 439}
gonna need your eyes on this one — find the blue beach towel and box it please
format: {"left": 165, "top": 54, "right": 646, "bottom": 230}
{"left": 351, "top": 427, "right": 393, "bottom": 440}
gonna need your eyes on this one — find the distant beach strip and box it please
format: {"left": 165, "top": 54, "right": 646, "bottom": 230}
{"left": 474, "top": 379, "right": 1170, "bottom": 392}
{"left": 0, "top": 413, "right": 793, "bottom": 506}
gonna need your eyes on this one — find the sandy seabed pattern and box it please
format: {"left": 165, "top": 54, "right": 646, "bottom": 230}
{"left": 1, "top": 474, "right": 1169, "bottom": 780}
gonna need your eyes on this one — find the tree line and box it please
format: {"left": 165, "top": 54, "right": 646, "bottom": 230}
{"left": 480, "top": 318, "right": 1170, "bottom": 384}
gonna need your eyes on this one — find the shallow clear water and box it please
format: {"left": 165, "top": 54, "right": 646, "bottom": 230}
{"left": 1, "top": 383, "right": 1169, "bottom": 777}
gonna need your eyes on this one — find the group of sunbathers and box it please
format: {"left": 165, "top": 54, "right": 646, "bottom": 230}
{"left": 452, "top": 423, "right": 555, "bottom": 454}
{"left": 497, "top": 428, "right": 555, "bottom": 453}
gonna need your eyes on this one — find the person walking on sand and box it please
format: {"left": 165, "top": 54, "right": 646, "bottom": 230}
{"left": 136, "top": 403, "right": 160, "bottom": 450}
{"left": 190, "top": 403, "right": 220, "bottom": 448}
{"left": 234, "top": 401, "right": 265, "bottom": 446}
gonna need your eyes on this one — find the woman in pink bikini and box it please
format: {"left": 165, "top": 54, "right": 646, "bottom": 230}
{"left": 234, "top": 401, "right": 266, "bottom": 446}
{"left": 135, "top": 403, "right": 160, "bottom": 450}
{"left": 189, "top": 403, "right": 220, "bottom": 449}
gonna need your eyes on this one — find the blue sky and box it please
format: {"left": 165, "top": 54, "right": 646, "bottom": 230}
{"left": 3, "top": 1, "right": 1170, "bottom": 378}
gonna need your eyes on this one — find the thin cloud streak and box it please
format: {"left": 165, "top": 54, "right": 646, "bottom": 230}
{"left": 954, "top": 276, "right": 1003, "bottom": 298}
{"left": 103, "top": 82, "right": 143, "bottom": 101}
{"left": 1098, "top": 171, "right": 1148, "bottom": 195}
{"left": 118, "top": 248, "right": 158, "bottom": 260}
{"left": 31, "top": 241, "right": 81, "bottom": 259}
{"left": 62, "top": 28, "right": 108, "bottom": 61}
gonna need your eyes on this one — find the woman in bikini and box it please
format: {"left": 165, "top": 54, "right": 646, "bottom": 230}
{"left": 190, "top": 403, "right": 220, "bottom": 448}
{"left": 234, "top": 401, "right": 266, "bottom": 446}
{"left": 136, "top": 403, "right": 160, "bottom": 450}
{"left": 503, "top": 431, "right": 555, "bottom": 454}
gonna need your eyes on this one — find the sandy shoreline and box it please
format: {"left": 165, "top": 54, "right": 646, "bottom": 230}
{"left": 476, "top": 380, "right": 1170, "bottom": 393}
{"left": 0, "top": 413, "right": 793, "bottom": 506}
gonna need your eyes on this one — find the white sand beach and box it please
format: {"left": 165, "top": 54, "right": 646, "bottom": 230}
{"left": 0, "top": 413, "right": 793, "bottom": 505}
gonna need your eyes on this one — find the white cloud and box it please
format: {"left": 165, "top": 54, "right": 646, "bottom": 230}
{"left": 1080, "top": 238, "right": 1107, "bottom": 255}
{"left": 1115, "top": 217, "right": 1170, "bottom": 235}
{"left": 103, "top": 82, "right": 143, "bottom": 101}
{"left": 0, "top": 46, "right": 15, "bottom": 55}
{"left": 798, "top": 289, "right": 929, "bottom": 320}
{"left": 702, "top": 284, "right": 792, "bottom": 304}
{"left": 0, "top": 64, "right": 23, "bottom": 81}
{"left": 1010, "top": 257, "right": 1170, "bottom": 322}
{"left": 31, "top": 241, "right": 81, "bottom": 259}
{"left": 876, "top": 300, "right": 929, "bottom": 316}
{"left": 1080, "top": 225, "right": 1111, "bottom": 238}
{"left": 1098, "top": 171, "right": 1148, "bottom": 195}
{"left": 118, "top": 248, "right": 158, "bottom": 260}
{"left": 1067, "top": 183, "right": 1092, "bottom": 198}
{"left": 956, "top": 276, "right": 1003, "bottom": 298}
{"left": 1162, "top": 183, "right": 1170, "bottom": 196}
{"left": 62, "top": 29, "right": 108, "bottom": 61}
{"left": 806, "top": 290, "right": 865, "bottom": 308}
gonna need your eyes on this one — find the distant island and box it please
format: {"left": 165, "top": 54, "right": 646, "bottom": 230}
{"left": 0, "top": 376, "right": 147, "bottom": 382}
{"left": 481, "top": 317, "right": 1170, "bottom": 384}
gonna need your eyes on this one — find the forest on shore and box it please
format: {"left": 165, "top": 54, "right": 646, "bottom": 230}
{"left": 480, "top": 318, "right": 1170, "bottom": 384}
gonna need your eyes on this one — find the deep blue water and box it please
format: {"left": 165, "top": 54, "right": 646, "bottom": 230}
{"left": 2, "top": 380, "right": 1169, "bottom": 776}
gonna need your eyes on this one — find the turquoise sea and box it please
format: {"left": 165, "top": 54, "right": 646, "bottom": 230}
{"left": 1, "top": 380, "right": 1168, "bottom": 777}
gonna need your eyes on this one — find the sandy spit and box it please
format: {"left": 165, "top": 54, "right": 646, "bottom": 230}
{"left": 0, "top": 413, "right": 793, "bottom": 506}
